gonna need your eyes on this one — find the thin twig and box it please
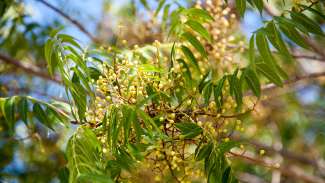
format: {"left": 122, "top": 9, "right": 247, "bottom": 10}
{"left": 37, "top": 0, "right": 99, "bottom": 43}
{"left": 261, "top": 71, "right": 325, "bottom": 92}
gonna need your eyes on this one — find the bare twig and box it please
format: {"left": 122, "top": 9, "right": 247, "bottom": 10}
{"left": 0, "top": 53, "right": 61, "bottom": 83}
{"left": 37, "top": 0, "right": 99, "bottom": 43}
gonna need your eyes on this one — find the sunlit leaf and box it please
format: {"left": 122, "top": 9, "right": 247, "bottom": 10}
{"left": 182, "top": 32, "right": 207, "bottom": 58}
{"left": 185, "top": 20, "right": 212, "bottom": 42}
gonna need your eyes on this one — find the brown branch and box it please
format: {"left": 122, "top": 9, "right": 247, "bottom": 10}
{"left": 37, "top": 0, "right": 99, "bottom": 43}
{"left": 228, "top": 151, "right": 325, "bottom": 183}
{"left": 303, "top": 38, "right": 325, "bottom": 60}
{"left": 293, "top": 54, "right": 325, "bottom": 62}
{"left": 261, "top": 71, "right": 325, "bottom": 93}
{"left": 232, "top": 136, "right": 325, "bottom": 172}
{"left": 0, "top": 53, "right": 61, "bottom": 83}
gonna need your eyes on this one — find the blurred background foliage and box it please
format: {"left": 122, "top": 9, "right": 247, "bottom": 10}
{"left": 0, "top": 0, "right": 325, "bottom": 183}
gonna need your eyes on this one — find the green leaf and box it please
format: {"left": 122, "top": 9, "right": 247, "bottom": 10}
{"left": 3, "top": 97, "right": 15, "bottom": 124}
{"left": 185, "top": 20, "right": 212, "bottom": 42}
{"left": 162, "top": 4, "right": 171, "bottom": 28}
{"left": 140, "top": 0, "right": 149, "bottom": 9}
{"left": 44, "top": 39, "right": 56, "bottom": 76}
{"left": 230, "top": 76, "right": 243, "bottom": 106}
{"left": 222, "top": 167, "right": 231, "bottom": 183}
{"left": 88, "top": 67, "right": 101, "bottom": 80}
{"left": 57, "top": 34, "right": 83, "bottom": 50}
{"left": 196, "top": 143, "right": 213, "bottom": 161}
{"left": 255, "top": 30, "right": 277, "bottom": 70}
{"left": 58, "top": 167, "right": 69, "bottom": 183}
{"left": 290, "top": 11, "right": 324, "bottom": 36}
{"left": 257, "top": 63, "right": 283, "bottom": 86}
{"left": 154, "top": 0, "right": 166, "bottom": 16}
{"left": 122, "top": 107, "right": 134, "bottom": 144}
{"left": 33, "top": 103, "right": 53, "bottom": 130}
{"left": 203, "top": 81, "right": 213, "bottom": 105}
{"left": 18, "top": 97, "right": 28, "bottom": 124}
{"left": 214, "top": 76, "right": 226, "bottom": 109}
{"left": 299, "top": 4, "right": 325, "bottom": 20}
{"left": 175, "top": 122, "right": 203, "bottom": 139}
{"left": 106, "top": 160, "right": 121, "bottom": 179}
{"left": 185, "top": 8, "right": 214, "bottom": 22}
{"left": 0, "top": 97, "right": 16, "bottom": 133}
{"left": 0, "top": 0, "right": 12, "bottom": 17}
{"left": 137, "top": 109, "right": 159, "bottom": 131}
{"left": 244, "top": 68, "right": 261, "bottom": 97}
{"left": 252, "top": 0, "right": 263, "bottom": 13}
{"left": 182, "top": 32, "right": 207, "bottom": 58}
{"left": 139, "top": 64, "right": 163, "bottom": 73}
{"left": 177, "top": 59, "right": 192, "bottom": 83}
{"left": 277, "top": 21, "right": 310, "bottom": 49}
{"left": 78, "top": 173, "right": 114, "bottom": 183}
{"left": 67, "top": 127, "right": 105, "bottom": 183}
{"left": 218, "top": 141, "right": 240, "bottom": 154}
{"left": 249, "top": 35, "right": 255, "bottom": 69}
{"left": 181, "top": 45, "right": 200, "bottom": 72}
{"left": 236, "top": 0, "right": 246, "bottom": 17}
{"left": 132, "top": 112, "right": 143, "bottom": 142}
{"left": 274, "top": 16, "right": 309, "bottom": 34}
{"left": 265, "top": 21, "right": 292, "bottom": 62}
{"left": 199, "top": 70, "right": 212, "bottom": 93}
{"left": 115, "top": 147, "right": 135, "bottom": 170}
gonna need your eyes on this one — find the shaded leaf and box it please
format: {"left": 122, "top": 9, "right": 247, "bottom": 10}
{"left": 257, "top": 63, "right": 283, "bottom": 86}
{"left": 196, "top": 143, "right": 213, "bottom": 161}
{"left": 175, "top": 122, "right": 203, "bottom": 139}
{"left": 244, "top": 68, "right": 261, "bottom": 97}
{"left": 236, "top": 0, "right": 246, "bottom": 17}
{"left": 181, "top": 45, "right": 200, "bottom": 72}
{"left": 290, "top": 11, "right": 324, "bottom": 36}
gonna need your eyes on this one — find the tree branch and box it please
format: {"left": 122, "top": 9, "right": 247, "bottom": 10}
{"left": 0, "top": 52, "right": 61, "bottom": 83}
{"left": 261, "top": 71, "right": 325, "bottom": 93}
{"left": 293, "top": 54, "right": 325, "bottom": 62}
{"left": 232, "top": 136, "right": 325, "bottom": 173}
{"left": 229, "top": 151, "right": 325, "bottom": 183}
{"left": 37, "top": 0, "right": 99, "bottom": 43}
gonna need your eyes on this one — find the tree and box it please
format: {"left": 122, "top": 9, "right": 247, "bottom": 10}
{"left": 1, "top": 0, "right": 325, "bottom": 182}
